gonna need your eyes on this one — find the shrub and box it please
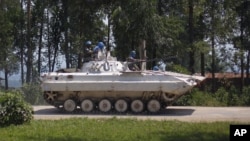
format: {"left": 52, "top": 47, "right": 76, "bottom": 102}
{"left": 241, "top": 86, "right": 250, "bottom": 106}
{"left": 173, "top": 92, "right": 192, "bottom": 106}
{"left": 174, "top": 89, "right": 222, "bottom": 106}
{"left": 168, "top": 64, "right": 190, "bottom": 74}
{"left": 21, "top": 83, "right": 45, "bottom": 105}
{"left": 0, "top": 91, "right": 33, "bottom": 126}
{"left": 174, "top": 86, "right": 250, "bottom": 106}
{"left": 214, "top": 87, "right": 228, "bottom": 106}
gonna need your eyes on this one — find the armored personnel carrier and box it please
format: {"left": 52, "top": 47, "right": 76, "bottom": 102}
{"left": 40, "top": 52, "right": 205, "bottom": 113}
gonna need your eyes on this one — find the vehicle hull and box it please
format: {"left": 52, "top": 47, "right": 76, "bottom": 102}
{"left": 40, "top": 59, "right": 205, "bottom": 113}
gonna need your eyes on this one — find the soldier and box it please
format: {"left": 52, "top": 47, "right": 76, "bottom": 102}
{"left": 83, "top": 41, "right": 93, "bottom": 62}
{"left": 93, "top": 41, "right": 105, "bottom": 60}
{"left": 153, "top": 61, "right": 166, "bottom": 71}
{"left": 127, "top": 50, "right": 140, "bottom": 71}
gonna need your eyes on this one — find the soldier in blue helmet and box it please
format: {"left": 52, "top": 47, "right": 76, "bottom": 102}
{"left": 153, "top": 65, "right": 159, "bottom": 71}
{"left": 158, "top": 60, "right": 166, "bottom": 71}
{"left": 93, "top": 41, "right": 105, "bottom": 59}
{"left": 128, "top": 50, "right": 136, "bottom": 61}
{"left": 83, "top": 40, "right": 93, "bottom": 62}
{"left": 153, "top": 60, "right": 166, "bottom": 71}
{"left": 93, "top": 42, "right": 104, "bottom": 52}
{"left": 127, "top": 50, "right": 140, "bottom": 71}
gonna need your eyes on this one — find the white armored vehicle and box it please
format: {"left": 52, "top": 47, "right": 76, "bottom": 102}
{"left": 40, "top": 52, "right": 205, "bottom": 113}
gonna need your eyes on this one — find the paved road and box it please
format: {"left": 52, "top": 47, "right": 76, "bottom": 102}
{"left": 33, "top": 106, "right": 250, "bottom": 122}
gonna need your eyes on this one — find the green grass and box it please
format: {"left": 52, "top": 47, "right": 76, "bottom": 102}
{"left": 0, "top": 118, "right": 244, "bottom": 141}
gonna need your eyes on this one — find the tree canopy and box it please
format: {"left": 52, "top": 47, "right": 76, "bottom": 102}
{"left": 0, "top": 0, "right": 250, "bottom": 90}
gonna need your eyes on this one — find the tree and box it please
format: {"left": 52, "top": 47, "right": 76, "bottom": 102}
{"left": 60, "top": 0, "right": 106, "bottom": 69}
{"left": 112, "top": 0, "right": 168, "bottom": 66}
{"left": 201, "top": 0, "right": 237, "bottom": 91}
{"left": 48, "top": 5, "right": 63, "bottom": 72}
{"left": 33, "top": 0, "right": 47, "bottom": 76}
{"left": 158, "top": 0, "right": 209, "bottom": 74}
{"left": 188, "top": 0, "right": 195, "bottom": 74}
{"left": 16, "top": 0, "right": 26, "bottom": 85}
{"left": 0, "top": 0, "right": 21, "bottom": 89}
{"left": 234, "top": 0, "right": 250, "bottom": 88}
{"left": 25, "top": 0, "right": 33, "bottom": 83}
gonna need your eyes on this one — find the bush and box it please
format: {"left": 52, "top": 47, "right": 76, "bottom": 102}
{"left": 214, "top": 87, "right": 228, "bottom": 106}
{"left": 241, "top": 86, "right": 250, "bottom": 106}
{"left": 176, "top": 86, "right": 250, "bottom": 106}
{"left": 0, "top": 91, "right": 33, "bottom": 126}
{"left": 168, "top": 64, "right": 190, "bottom": 74}
{"left": 174, "top": 89, "right": 223, "bottom": 106}
{"left": 21, "top": 83, "right": 45, "bottom": 105}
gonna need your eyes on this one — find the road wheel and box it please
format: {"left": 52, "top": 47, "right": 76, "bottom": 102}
{"left": 98, "top": 99, "right": 112, "bottom": 112}
{"left": 162, "top": 93, "right": 176, "bottom": 102}
{"left": 131, "top": 100, "right": 144, "bottom": 113}
{"left": 81, "top": 99, "right": 94, "bottom": 112}
{"left": 147, "top": 99, "right": 161, "bottom": 113}
{"left": 115, "top": 99, "right": 128, "bottom": 113}
{"left": 43, "top": 92, "right": 57, "bottom": 103}
{"left": 63, "top": 99, "right": 76, "bottom": 112}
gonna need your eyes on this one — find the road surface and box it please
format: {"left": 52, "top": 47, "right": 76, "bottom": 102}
{"left": 33, "top": 106, "right": 250, "bottom": 122}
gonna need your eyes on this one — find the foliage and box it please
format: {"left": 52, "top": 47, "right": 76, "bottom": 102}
{"left": 0, "top": 118, "right": 231, "bottom": 141}
{"left": 112, "top": 0, "right": 169, "bottom": 61}
{"left": 1, "top": 0, "right": 250, "bottom": 91}
{"left": 226, "top": 86, "right": 250, "bottom": 106}
{"left": 242, "top": 86, "right": 250, "bottom": 105}
{"left": 0, "top": 91, "right": 33, "bottom": 127}
{"left": 168, "top": 64, "right": 190, "bottom": 74}
{"left": 175, "top": 86, "right": 250, "bottom": 106}
{"left": 205, "top": 53, "right": 228, "bottom": 73}
{"left": 0, "top": 0, "right": 20, "bottom": 88}
{"left": 21, "top": 83, "right": 45, "bottom": 105}
{"left": 175, "top": 89, "right": 223, "bottom": 106}
{"left": 213, "top": 87, "right": 229, "bottom": 105}
{"left": 64, "top": 1, "right": 106, "bottom": 69}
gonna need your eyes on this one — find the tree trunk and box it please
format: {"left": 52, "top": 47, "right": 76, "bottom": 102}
{"left": 52, "top": 43, "right": 58, "bottom": 72}
{"left": 188, "top": 0, "right": 195, "bottom": 74}
{"left": 152, "top": 43, "right": 157, "bottom": 69}
{"left": 38, "top": 13, "right": 44, "bottom": 75}
{"left": 139, "top": 39, "right": 146, "bottom": 71}
{"left": 157, "top": 0, "right": 163, "bottom": 16}
{"left": 246, "top": 49, "right": 250, "bottom": 85}
{"left": 211, "top": 34, "right": 216, "bottom": 92}
{"left": 211, "top": 0, "right": 216, "bottom": 92}
{"left": 4, "top": 54, "right": 8, "bottom": 90}
{"left": 65, "top": 30, "right": 70, "bottom": 68}
{"left": 240, "top": 4, "right": 245, "bottom": 91}
{"left": 62, "top": 0, "right": 70, "bottom": 68}
{"left": 21, "top": 39, "right": 24, "bottom": 84}
{"left": 201, "top": 52, "right": 205, "bottom": 76}
{"left": 77, "top": 4, "right": 84, "bottom": 69}
{"left": 107, "top": 10, "right": 111, "bottom": 52}
{"left": 20, "top": 0, "right": 25, "bottom": 85}
{"left": 4, "top": 69, "right": 8, "bottom": 90}
{"left": 26, "top": 0, "right": 32, "bottom": 83}
{"left": 47, "top": 9, "right": 52, "bottom": 72}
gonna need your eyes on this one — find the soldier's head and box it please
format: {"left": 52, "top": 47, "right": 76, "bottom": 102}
{"left": 86, "top": 41, "right": 92, "bottom": 47}
{"left": 130, "top": 50, "right": 136, "bottom": 58}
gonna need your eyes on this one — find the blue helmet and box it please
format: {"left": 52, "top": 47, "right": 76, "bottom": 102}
{"left": 93, "top": 46, "right": 99, "bottom": 52}
{"left": 86, "top": 41, "right": 92, "bottom": 46}
{"left": 129, "top": 50, "right": 136, "bottom": 58}
{"left": 153, "top": 66, "right": 159, "bottom": 71}
{"left": 98, "top": 42, "right": 104, "bottom": 50}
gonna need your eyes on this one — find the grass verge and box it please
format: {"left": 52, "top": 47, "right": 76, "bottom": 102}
{"left": 0, "top": 118, "right": 246, "bottom": 141}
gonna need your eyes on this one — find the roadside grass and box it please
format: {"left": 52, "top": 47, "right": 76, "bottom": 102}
{"left": 0, "top": 118, "right": 243, "bottom": 141}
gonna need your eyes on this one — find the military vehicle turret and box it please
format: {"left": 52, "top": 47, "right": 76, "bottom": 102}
{"left": 40, "top": 52, "right": 205, "bottom": 113}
